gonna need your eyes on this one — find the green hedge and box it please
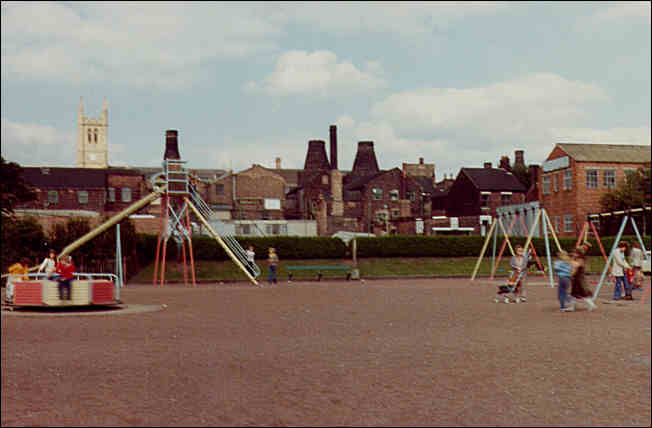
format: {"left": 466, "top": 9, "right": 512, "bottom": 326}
{"left": 134, "top": 233, "right": 651, "bottom": 262}
{"left": 353, "top": 234, "right": 651, "bottom": 258}
{"left": 135, "top": 234, "right": 348, "bottom": 262}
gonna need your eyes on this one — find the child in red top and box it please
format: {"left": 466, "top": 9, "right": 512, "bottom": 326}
{"left": 54, "top": 255, "right": 76, "bottom": 300}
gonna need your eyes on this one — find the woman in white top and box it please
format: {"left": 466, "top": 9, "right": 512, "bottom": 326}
{"left": 37, "top": 249, "right": 57, "bottom": 278}
{"left": 612, "top": 242, "right": 632, "bottom": 300}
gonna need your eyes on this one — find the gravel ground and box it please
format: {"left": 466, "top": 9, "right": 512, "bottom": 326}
{"left": 2, "top": 276, "right": 650, "bottom": 427}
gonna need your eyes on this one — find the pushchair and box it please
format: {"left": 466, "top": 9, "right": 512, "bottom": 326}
{"left": 494, "top": 268, "right": 526, "bottom": 303}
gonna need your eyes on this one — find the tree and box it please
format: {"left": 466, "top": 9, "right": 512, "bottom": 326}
{"left": 1, "top": 156, "right": 37, "bottom": 216}
{"left": 1, "top": 216, "right": 47, "bottom": 275}
{"left": 599, "top": 163, "right": 651, "bottom": 212}
{"left": 511, "top": 164, "right": 532, "bottom": 191}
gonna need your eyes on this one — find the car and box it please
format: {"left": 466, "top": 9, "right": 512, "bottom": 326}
{"left": 642, "top": 250, "right": 651, "bottom": 274}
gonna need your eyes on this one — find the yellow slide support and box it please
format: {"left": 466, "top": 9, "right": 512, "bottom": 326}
{"left": 58, "top": 185, "right": 166, "bottom": 259}
{"left": 185, "top": 197, "right": 259, "bottom": 286}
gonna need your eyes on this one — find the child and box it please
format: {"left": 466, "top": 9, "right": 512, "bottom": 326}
{"left": 267, "top": 247, "right": 279, "bottom": 285}
{"left": 54, "top": 255, "right": 76, "bottom": 301}
{"left": 553, "top": 250, "right": 574, "bottom": 312}
{"left": 570, "top": 248, "right": 596, "bottom": 311}
{"left": 246, "top": 246, "right": 256, "bottom": 277}
{"left": 5, "top": 258, "right": 30, "bottom": 304}
{"left": 629, "top": 242, "right": 644, "bottom": 290}
{"left": 510, "top": 245, "right": 530, "bottom": 302}
{"left": 38, "top": 249, "right": 57, "bottom": 279}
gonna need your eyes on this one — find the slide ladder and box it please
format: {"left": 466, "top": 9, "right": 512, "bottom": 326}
{"left": 188, "top": 186, "right": 261, "bottom": 280}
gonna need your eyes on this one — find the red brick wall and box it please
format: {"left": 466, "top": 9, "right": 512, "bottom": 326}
{"left": 539, "top": 147, "right": 645, "bottom": 237}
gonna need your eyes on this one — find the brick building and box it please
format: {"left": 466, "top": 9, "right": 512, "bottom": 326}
{"left": 285, "top": 126, "right": 436, "bottom": 236}
{"left": 15, "top": 166, "right": 148, "bottom": 233}
{"left": 539, "top": 143, "right": 651, "bottom": 237}
{"left": 431, "top": 162, "right": 527, "bottom": 235}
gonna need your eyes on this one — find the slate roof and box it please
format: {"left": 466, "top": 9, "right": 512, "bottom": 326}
{"left": 26, "top": 167, "right": 146, "bottom": 189}
{"left": 409, "top": 176, "right": 435, "bottom": 194}
{"left": 556, "top": 143, "right": 651, "bottom": 163}
{"left": 343, "top": 170, "right": 386, "bottom": 191}
{"left": 270, "top": 169, "right": 301, "bottom": 187}
{"left": 461, "top": 168, "right": 527, "bottom": 192}
{"left": 21, "top": 167, "right": 112, "bottom": 189}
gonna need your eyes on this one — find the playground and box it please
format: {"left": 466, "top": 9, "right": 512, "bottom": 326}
{"left": 2, "top": 277, "right": 650, "bottom": 427}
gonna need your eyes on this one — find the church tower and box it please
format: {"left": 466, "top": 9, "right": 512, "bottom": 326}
{"left": 77, "top": 97, "right": 109, "bottom": 168}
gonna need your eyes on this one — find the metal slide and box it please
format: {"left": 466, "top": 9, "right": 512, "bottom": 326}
{"left": 185, "top": 197, "right": 260, "bottom": 286}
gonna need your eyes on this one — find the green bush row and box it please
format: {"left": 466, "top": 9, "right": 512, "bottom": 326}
{"left": 136, "top": 233, "right": 651, "bottom": 262}
{"left": 353, "top": 234, "right": 651, "bottom": 258}
{"left": 135, "top": 235, "right": 348, "bottom": 262}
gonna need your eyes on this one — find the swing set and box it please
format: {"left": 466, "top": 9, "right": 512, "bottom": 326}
{"left": 471, "top": 207, "right": 564, "bottom": 287}
{"left": 590, "top": 206, "right": 651, "bottom": 304}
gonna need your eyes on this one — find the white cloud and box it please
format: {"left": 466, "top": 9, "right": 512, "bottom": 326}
{"left": 332, "top": 73, "right": 649, "bottom": 177}
{"left": 1, "top": 118, "right": 76, "bottom": 166}
{"left": 275, "top": 1, "right": 507, "bottom": 38}
{"left": 588, "top": 2, "right": 651, "bottom": 24}
{"left": 2, "top": 2, "right": 504, "bottom": 89}
{"left": 1, "top": 2, "right": 282, "bottom": 88}
{"left": 371, "top": 73, "right": 607, "bottom": 138}
{"left": 186, "top": 135, "right": 309, "bottom": 172}
{"left": 245, "top": 50, "right": 386, "bottom": 97}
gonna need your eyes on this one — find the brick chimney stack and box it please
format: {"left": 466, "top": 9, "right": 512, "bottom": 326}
{"left": 484, "top": 162, "right": 492, "bottom": 169}
{"left": 514, "top": 150, "right": 525, "bottom": 168}
{"left": 351, "top": 141, "right": 380, "bottom": 178}
{"left": 304, "top": 140, "right": 331, "bottom": 170}
{"left": 164, "top": 130, "right": 180, "bottom": 160}
{"left": 275, "top": 157, "right": 281, "bottom": 169}
{"left": 499, "top": 155, "right": 511, "bottom": 171}
{"left": 329, "top": 125, "right": 338, "bottom": 170}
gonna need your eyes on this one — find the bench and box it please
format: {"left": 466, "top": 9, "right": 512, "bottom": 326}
{"left": 286, "top": 265, "right": 353, "bottom": 281}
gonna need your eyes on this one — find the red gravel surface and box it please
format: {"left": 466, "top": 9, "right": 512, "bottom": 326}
{"left": 2, "top": 277, "right": 651, "bottom": 427}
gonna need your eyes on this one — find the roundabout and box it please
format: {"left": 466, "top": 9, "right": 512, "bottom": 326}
{"left": 1, "top": 302, "right": 166, "bottom": 317}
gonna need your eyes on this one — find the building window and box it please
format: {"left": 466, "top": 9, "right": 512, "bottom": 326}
{"left": 266, "top": 224, "right": 285, "bottom": 235}
{"left": 94, "top": 129, "right": 98, "bottom": 143}
{"left": 389, "top": 189, "right": 399, "bottom": 201}
{"left": 392, "top": 209, "right": 400, "bottom": 218}
{"left": 107, "top": 187, "right": 116, "bottom": 202}
{"left": 47, "top": 190, "right": 59, "bottom": 204}
{"left": 239, "top": 224, "right": 251, "bottom": 235}
{"left": 603, "top": 169, "right": 616, "bottom": 188}
{"left": 87, "top": 129, "right": 92, "bottom": 143}
{"left": 371, "top": 188, "right": 383, "bottom": 200}
{"left": 563, "top": 170, "right": 572, "bottom": 190}
{"left": 553, "top": 216, "right": 560, "bottom": 233}
{"left": 563, "top": 215, "right": 574, "bottom": 233}
{"left": 501, "top": 194, "right": 511, "bottom": 205}
{"left": 553, "top": 173, "right": 559, "bottom": 192}
{"left": 542, "top": 175, "right": 551, "bottom": 194}
{"left": 480, "top": 193, "right": 489, "bottom": 208}
{"left": 407, "top": 191, "right": 416, "bottom": 202}
{"left": 77, "top": 190, "right": 89, "bottom": 204}
{"left": 624, "top": 168, "right": 637, "bottom": 180}
{"left": 215, "top": 184, "right": 224, "bottom": 196}
{"left": 586, "top": 170, "right": 598, "bottom": 189}
{"left": 121, "top": 187, "right": 132, "bottom": 203}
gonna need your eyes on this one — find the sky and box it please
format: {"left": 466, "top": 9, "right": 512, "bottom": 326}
{"left": 2, "top": 1, "right": 650, "bottom": 180}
